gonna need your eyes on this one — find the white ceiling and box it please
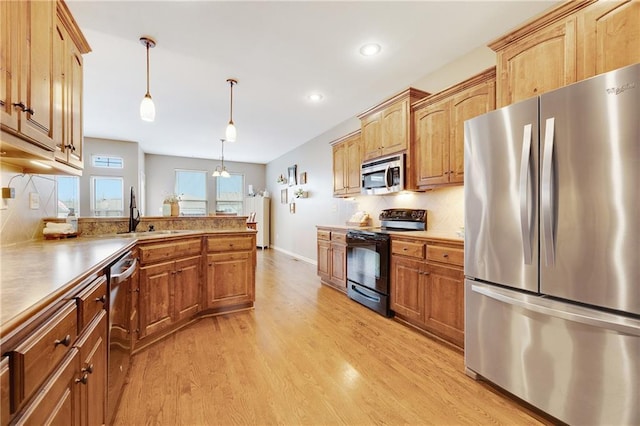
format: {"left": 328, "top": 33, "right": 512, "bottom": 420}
{"left": 67, "top": 0, "right": 557, "bottom": 165}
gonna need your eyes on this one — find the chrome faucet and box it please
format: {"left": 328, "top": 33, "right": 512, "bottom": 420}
{"left": 128, "top": 186, "right": 140, "bottom": 232}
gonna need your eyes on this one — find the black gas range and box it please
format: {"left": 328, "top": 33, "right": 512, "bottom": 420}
{"left": 345, "top": 209, "right": 426, "bottom": 316}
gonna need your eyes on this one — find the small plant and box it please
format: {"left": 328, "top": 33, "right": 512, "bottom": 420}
{"left": 294, "top": 188, "right": 305, "bottom": 198}
{"left": 163, "top": 193, "right": 181, "bottom": 204}
{"left": 276, "top": 175, "right": 287, "bottom": 184}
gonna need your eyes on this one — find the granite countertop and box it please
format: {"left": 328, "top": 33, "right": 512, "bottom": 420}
{"left": 316, "top": 225, "right": 464, "bottom": 244}
{"left": 1, "top": 237, "right": 135, "bottom": 336}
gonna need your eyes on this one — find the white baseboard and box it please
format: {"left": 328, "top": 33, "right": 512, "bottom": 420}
{"left": 269, "top": 245, "right": 316, "bottom": 265}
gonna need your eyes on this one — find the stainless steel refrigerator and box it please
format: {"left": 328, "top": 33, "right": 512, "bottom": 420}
{"left": 464, "top": 63, "right": 639, "bottom": 425}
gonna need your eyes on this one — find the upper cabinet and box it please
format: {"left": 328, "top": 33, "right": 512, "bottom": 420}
{"left": 331, "top": 130, "right": 362, "bottom": 197}
{"left": 411, "top": 68, "right": 496, "bottom": 190}
{"left": 576, "top": 0, "right": 640, "bottom": 80}
{"left": 0, "top": 0, "right": 90, "bottom": 174}
{"left": 1, "top": 0, "right": 56, "bottom": 149}
{"left": 358, "top": 88, "right": 429, "bottom": 161}
{"left": 489, "top": 0, "right": 639, "bottom": 108}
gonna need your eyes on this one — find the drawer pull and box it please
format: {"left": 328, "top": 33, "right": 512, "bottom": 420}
{"left": 75, "top": 373, "right": 89, "bottom": 385}
{"left": 443, "top": 253, "right": 449, "bottom": 258}
{"left": 54, "top": 335, "right": 71, "bottom": 347}
{"left": 95, "top": 295, "right": 106, "bottom": 304}
{"left": 403, "top": 248, "right": 408, "bottom": 251}
{"left": 81, "top": 364, "right": 94, "bottom": 374}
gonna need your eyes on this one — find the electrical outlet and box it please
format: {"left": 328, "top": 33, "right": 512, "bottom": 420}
{"left": 29, "top": 192, "right": 40, "bottom": 209}
{"left": 0, "top": 199, "right": 7, "bottom": 210}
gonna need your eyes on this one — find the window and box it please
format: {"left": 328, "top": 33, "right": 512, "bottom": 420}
{"left": 91, "top": 176, "right": 124, "bottom": 216}
{"left": 175, "top": 170, "right": 207, "bottom": 216}
{"left": 215, "top": 173, "right": 244, "bottom": 214}
{"left": 91, "top": 155, "right": 124, "bottom": 169}
{"left": 56, "top": 176, "right": 80, "bottom": 218}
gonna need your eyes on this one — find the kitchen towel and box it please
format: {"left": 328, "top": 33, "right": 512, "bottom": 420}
{"left": 43, "top": 222, "right": 75, "bottom": 235}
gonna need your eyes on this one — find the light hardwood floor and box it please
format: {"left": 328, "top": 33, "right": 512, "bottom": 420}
{"left": 114, "top": 249, "right": 552, "bottom": 425}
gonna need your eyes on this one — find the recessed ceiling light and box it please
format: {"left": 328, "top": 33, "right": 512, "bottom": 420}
{"left": 360, "top": 43, "right": 381, "bottom": 56}
{"left": 308, "top": 93, "right": 324, "bottom": 102}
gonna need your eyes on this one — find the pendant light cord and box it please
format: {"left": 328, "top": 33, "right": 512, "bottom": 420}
{"left": 145, "top": 42, "right": 151, "bottom": 96}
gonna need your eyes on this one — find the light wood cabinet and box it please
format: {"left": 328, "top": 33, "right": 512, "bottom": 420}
{"left": 138, "top": 238, "right": 202, "bottom": 339}
{"left": 331, "top": 130, "right": 362, "bottom": 197}
{"left": 390, "top": 236, "right": 464, "bottom": 348}
{"left": 358, "top": 88, "right": 429, "bottom": 161}
{"left": 316, "top": 228, "right": 347, "bottom": 292}
{"left": 53, "top": 4, "right": 89, "bottom": 170}
{"left": 0, "top": 0, "right": 89, "bottom": 174}
{"left": 75, "top": 311, "right": 107, "bottom": 426}
{"left": 1, "top": 358, "right": 9, "bottom": 426}
{"left": 411, "top": 68, "right": 495, "bottom": 190}
{"left": 577, "top": 0, "right": 640, "bottom": 80}
{"left": 490, "top": 0, "right": 639, "bottom": 108}
{"left": 205, "top": 235, "right": 256, "bottom": 311}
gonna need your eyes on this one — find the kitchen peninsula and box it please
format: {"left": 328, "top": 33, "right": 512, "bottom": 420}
{"left": 0, "top": 215, "right": 256, "bottom": 425}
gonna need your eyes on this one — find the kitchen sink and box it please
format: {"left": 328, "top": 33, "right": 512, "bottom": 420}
{"left": 105, "top": 230, "right": 195, "bottom": 238}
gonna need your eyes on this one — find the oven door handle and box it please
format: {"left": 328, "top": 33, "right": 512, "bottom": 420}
{"left": 351, "top": 284, "right": 381, "bottom": 303}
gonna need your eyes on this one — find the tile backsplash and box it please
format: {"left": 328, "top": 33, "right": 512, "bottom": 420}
{"left": 1, "top": 165, "right": 57, "bottom": 246}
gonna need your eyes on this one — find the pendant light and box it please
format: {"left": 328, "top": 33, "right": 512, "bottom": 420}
{"left": 225, "top": 79, "right": 237, "bottom": 142}
{"left": 139, "top": 37, "right": 156, "bottom": 122}
{"left": 212, "top": 139, "right": 230, "bottom": 178}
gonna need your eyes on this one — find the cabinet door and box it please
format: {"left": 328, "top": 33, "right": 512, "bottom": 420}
{"left": 317, "top": 239, "right": 331, "bottom": 280}
{"left": 332, "top": 142, "right": 346, "bottom": 196}
{"left": 66, "top": 45, "right": 83, "bottom": 168}
{"left": 0, "top": 0, "right": 19, "bottom": 131}
{"left": 345, "top": 136, "right": 362, "bottom": 194}
{"left": 12, "top": 349, "right": 80, "bottom": 426}
{"left": 174, "top": 256, "right": 201, "bottom": 321}
{"left": 360, "top": 112, "right": 381, "bottom": 161}
{"left": 577, "top": 0, "right": 640, "bottom": 80}
{"left": 206, "top": 251, "right": 254, "bottom": 309}
{"left": 329, "top": 242, "right": 346, "bottom": 290}
{"left": 390, "top": 256, "right": 425, "bottom": 323}
{"left": 496, "top": 17, "right": 577, "bottom": 107}
{"left": 381, "top": 99, "right": 408, "bottom": 156}
{"left": 414, "top": 100, "right": 450, "bottom": 187}
{"left": 423, "top": 264, "right": 464, "bottom": 348}
{"left": 139, "top": 261, "right": 174, "bottom": 337}
{"left": 449, "top": 81, "right": 496, "bottom": 183}
{"left": 1, "top": 357, "right": 9, "bottom": 426}
{"left": 75, "top": 311, "right": 107, "bottom": 426}
{"left": 19, "top": 0, "right": 55, "bottom": 149}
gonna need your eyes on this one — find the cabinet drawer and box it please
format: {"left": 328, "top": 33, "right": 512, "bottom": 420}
{"left": 331, "top": 232, "right": 346, "bottom": 244}
{"left": 75, "top": 276, "right": 107, "bottom": 331}
{"left": 11, "top": 301, "right": 77, "bottom": 406}
{"left": 392, "top": 240, "right": 425, "bottom": 259}
{"left": 317, "top": 230, "right": 331, "bottom": 241}
{"left": 207, "top": 236, "right": 254, "bottom": 252}
{"left": 140, "top": 238, "right": 201, "bottom": 263}
{"left": 426, "top": 245, "right": 464, "bottom": 267}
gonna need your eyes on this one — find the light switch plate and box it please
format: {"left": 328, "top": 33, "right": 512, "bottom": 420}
{"left": 29, "top": 192, "right": 40, "bottom": 209}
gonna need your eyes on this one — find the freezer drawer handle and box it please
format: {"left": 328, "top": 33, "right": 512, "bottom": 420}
{"left": 541, "top": 117, "right": 556, "bottom": 266}
{"left": 471, "top": 284, "right": 640, "bottom": 336}
{"left": 519, "top": 123, "right": 534, "bottom": 265}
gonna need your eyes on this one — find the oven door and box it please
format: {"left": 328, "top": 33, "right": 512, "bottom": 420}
{"left": 346, "top": 232, "right": 389, "bottom": 294}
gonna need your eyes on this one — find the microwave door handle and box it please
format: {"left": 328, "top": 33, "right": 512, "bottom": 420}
{"left": 384, "top": 164, "right": 391, "bottom": 189}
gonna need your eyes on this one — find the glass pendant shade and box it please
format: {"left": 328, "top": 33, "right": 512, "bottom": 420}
{"left": 212, "top": 169, "right": 221, "bottom": 177}
{"left": 140, "top": 94, "right": 155, "bottom": 122}
{"left": 220, "top": 169, "right": 230, "bottom": 178}
{"left": 225, "top": 122, "right": 236, "bottom": 142}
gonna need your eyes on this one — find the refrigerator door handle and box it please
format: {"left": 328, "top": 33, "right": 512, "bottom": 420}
{"left": 471, "top": 284, "right": 640, "bottom": 336}
{"left": 519, "top": 123, "right": 533, "bottom": 265}
{"left": 541, "top": 117, "right": 556, "bottom": 267}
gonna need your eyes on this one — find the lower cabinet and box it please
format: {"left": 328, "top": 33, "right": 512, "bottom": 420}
{"left": 139, "top": 255, "right": 201, "bottom": 339}
{"left": 390, "top": 236, "right": 464, "bottom": 348}
{"left": 75, "top": 311, "right": 107, "bottom": 426}
{"left": 316, "top": 228, "right": 347, "bottom": 292}
{"left": 205, "top": 234, "right": 256, "bottom": 310}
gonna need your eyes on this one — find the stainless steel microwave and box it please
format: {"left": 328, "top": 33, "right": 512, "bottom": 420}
{"left": 361, "top": 154, "right": 404, "bottom": 195}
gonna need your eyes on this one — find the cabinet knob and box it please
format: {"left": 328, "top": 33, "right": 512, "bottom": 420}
{"left": 12, "top": 102, "right": 26, "bottom": 111}
{"left": 95, "top": 295, "right": 106, "bottom": 304}
{"left": 403, "top": 248, "right": 408, "bottom": 251}
{"left": 25, "top": 107, "right": 34, "bottom": 115}
{"left": 54, "top": 334, "right": 71, "bottom": 347}
{"left": 443, "top": 253, "right": 449, "bottom": 258}
{"left": 81, "top": 364, "right": 94, "bottom": 374}
{"left": 75, "top": 373, "right": 89, "bottom": 385}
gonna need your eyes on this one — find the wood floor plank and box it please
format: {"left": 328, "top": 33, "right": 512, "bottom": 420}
{"left": 114, "top": 250, "right": 552, "bottom": 425}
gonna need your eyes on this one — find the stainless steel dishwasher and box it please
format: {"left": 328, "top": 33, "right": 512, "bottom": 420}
{"left": 107, "top": 251, "right": 137, "bottom": 423}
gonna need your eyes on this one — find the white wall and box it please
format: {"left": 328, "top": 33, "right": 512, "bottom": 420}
{"left": 266, "top": 45, "right": 495, "bottom": 262}
{"left": 145, "top": 153, "right": 266, "bottom": 216}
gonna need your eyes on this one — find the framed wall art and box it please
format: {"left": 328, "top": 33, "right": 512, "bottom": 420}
{"left": 281, "top": 188, "right": 288, "bottom": 204}
{"left": 288, "top": 165, "right": 297, "bottom": 186}
{"left": 299, "top": 171, "right": 307, "bottom": 184}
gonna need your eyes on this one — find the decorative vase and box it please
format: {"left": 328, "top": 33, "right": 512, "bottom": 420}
{"left": 170, "top": 202, "right": 180, "bottom": 216}
{"left": 162, "top": 203, "right": 171, "bottom": 216}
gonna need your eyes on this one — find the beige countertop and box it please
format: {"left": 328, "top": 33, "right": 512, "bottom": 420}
{"left": 0, "top": 229, "right": 255, "bottom": 337}
{"left": 316, "top": 225, "right": 464, "bottom": 244}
